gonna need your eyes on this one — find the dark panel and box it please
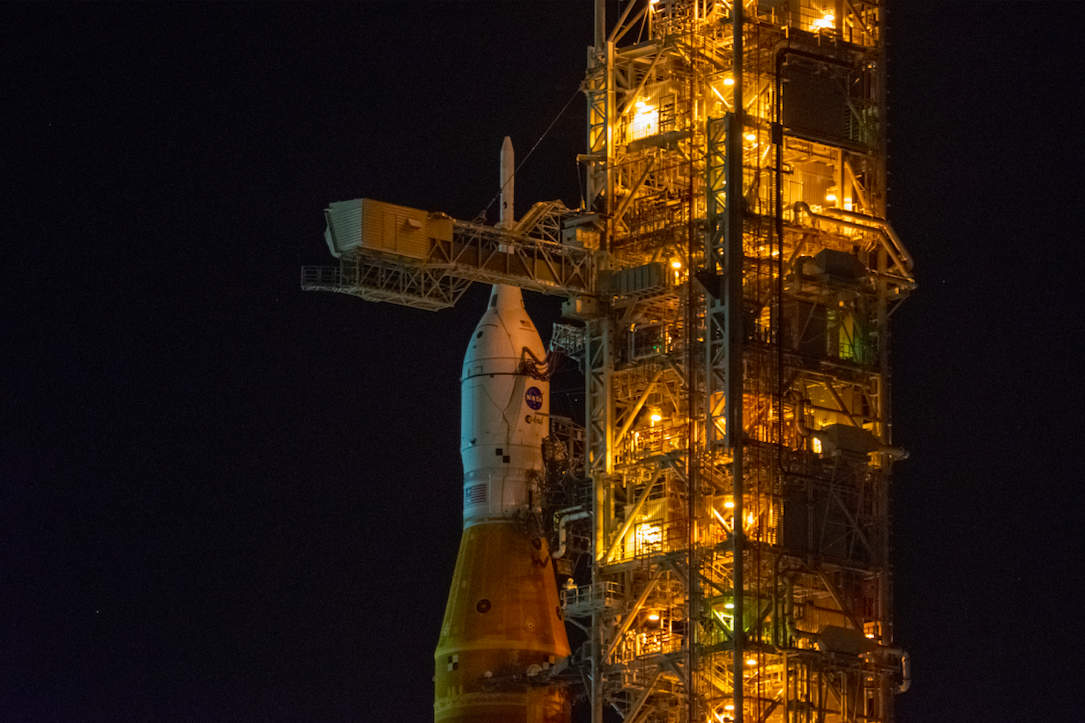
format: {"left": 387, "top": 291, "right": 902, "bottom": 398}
{"left": 783, "top": 67, "right": 849, "bottom": 142}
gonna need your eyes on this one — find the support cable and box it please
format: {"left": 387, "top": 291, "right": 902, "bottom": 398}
{"left": 480, "top": 86, "right": 583, "bottom": 221}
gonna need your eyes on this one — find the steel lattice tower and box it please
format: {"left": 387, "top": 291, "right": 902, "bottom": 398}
{"left": 567, "top": 2, "right": 913, "bottom": 721}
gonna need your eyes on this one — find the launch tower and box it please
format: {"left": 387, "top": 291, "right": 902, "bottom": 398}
{"left": 304, "top": 1, "right": 913, "bottom": 722}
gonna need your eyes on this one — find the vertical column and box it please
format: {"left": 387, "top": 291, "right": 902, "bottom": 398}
{"left": 724, "top": 1, "right": 745, "bottom": 719}
{"left": 705, "top": 117, "right": 727, "bottom": 450}
{"left": 584, "top": 315, "right": 611, "bottom": 723}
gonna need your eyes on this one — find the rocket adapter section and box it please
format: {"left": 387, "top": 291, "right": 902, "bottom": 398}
{"left": 434, "top": 284, "right": 570, "bottom": 723}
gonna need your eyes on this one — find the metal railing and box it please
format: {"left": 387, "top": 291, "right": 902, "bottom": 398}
{"left": 561, "top": 581, "right": 622, "bottom": 618}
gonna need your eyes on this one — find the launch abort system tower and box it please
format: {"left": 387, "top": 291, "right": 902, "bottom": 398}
{"left": 304, "top": 2, "right": 914, "bottom": 722}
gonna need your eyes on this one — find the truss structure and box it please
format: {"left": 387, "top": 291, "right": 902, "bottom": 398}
{"left": 558, "top": 2, "right": 913, "bottom": 722}
{"left": 302, "top": 201, "right": 596, "bottom": 310}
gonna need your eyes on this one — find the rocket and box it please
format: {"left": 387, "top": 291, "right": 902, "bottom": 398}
{"left": 433, "top": 140, "right": 570, "bottom": 723}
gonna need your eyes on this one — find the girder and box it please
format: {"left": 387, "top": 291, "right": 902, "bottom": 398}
{"left": 304, "top": 209, "right": 599, "bottom": 311}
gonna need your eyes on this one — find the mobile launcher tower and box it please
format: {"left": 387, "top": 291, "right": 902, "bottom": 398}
{"left": 303, "top": 1, "right": 914, "bottom": 722}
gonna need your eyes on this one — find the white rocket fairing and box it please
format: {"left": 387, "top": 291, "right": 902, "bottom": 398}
{"left": 460, "top": 285, "right": 549, "bottom": 525}
{"left": 434, "top": 140, "right": 570, "bottom": 723}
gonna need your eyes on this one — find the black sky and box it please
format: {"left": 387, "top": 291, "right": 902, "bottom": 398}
{"left": 3, "top": 2, "right": 1084, "bottom": 722}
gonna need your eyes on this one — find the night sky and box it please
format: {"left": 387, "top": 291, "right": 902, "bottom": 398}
{"left": 3, "top": 2, "right": 1083, "bottom": 722}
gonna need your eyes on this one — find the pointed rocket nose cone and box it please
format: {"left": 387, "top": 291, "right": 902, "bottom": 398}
{"left": 499, "top": 137, "right": 515, "bottom": 230}
{"left": 501, "top": 137, "right": 514, "bottom": 180}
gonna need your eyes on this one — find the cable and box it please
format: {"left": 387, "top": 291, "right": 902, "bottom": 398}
{"left": 479, "top": 85, "right": 582, "bottom": 222}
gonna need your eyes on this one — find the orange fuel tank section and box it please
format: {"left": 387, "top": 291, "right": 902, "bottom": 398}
{"left": 433, "top": 522, "right": 570, "bottom": 723}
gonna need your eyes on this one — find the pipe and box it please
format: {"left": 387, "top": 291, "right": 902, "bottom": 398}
{"left": 772, "top": 555, "right": 781, "bottom": 647}
{"left": 789, "top": 391, "right": 814, "bottom": 439}
{"left": 821, "top": 206, "right": 914, "bottom": 271}
{"left": 876, "top": 642, "right": 911, "bottom": 694}
{"left": 553, "top": 508, "right": 591, "bottom": 559}
{"left": 898, "top": 650, "right": 912, "bottom": 693}
{"left": 793, "top": 202, "right": 914, "bottom": 283}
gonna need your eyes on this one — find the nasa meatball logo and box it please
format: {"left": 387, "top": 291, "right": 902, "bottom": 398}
{"left": 525, "top": 386, "right": 543, "bottom": 411}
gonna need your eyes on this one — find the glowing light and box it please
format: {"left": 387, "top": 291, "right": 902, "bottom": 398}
{"left": 636, "top": 523, "right": 663, "bottom": 550}
{"left": 746, "top": 657, "right": 758, "bottom": 666}
{"left": 648, "top": 612, "right": 660, "bottom": 621}
{"left": 813, "top": 13, "right": 835, "bottom": 29}
{"left": 725, "top": 704, "right": 735, "bottom": 711}
{"left": 723, "top": 77, "right": 735, "bottom": 86}
{"left": 812, "top": 437, "right": 823, "bottom": 454}
{"left": 671, "top": 259, "right": 682, "bottom": 269}
{"left": 650, "top": 411, "right": 662, "bottom": 423}
{"left": 744, "top": 132, "right": 756, "bottom": 142}
{"left": 630, "top": 101, "right": 658, "bottom": 140}
{"left": 724, "top": 602, "right": 735, "bottom": 610}
{"left": 826, "top": 192, "right": 838, "bottom": 202}
{"left": 723, "top": 499, "right": 735, "bottom": 509}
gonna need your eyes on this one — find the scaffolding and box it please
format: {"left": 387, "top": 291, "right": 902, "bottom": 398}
{"left": 565, "top": 2, "right": 912, "bottom": 722}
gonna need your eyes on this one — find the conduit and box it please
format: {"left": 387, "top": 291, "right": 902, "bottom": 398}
{"left": 794, "top": 202, "right": 915, "bottom": 284}
{"left": 553, "top": 508, "right": 591, "bottom": 559}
